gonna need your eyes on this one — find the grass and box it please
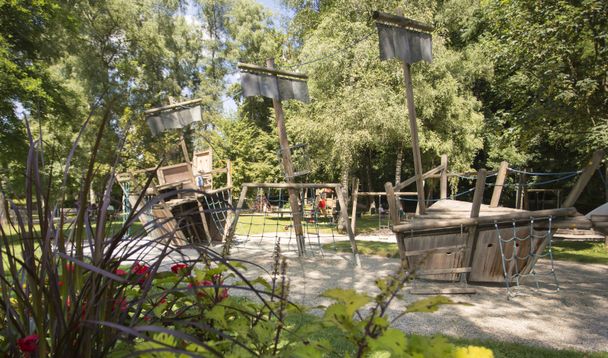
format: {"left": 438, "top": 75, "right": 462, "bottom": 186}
{"left": 323, "top": 240, "right": 608, "bottom": 265}
{"left": 233, "top": 213, "right": 388, "bottom": 236}
{"left": 551, "top": 241, "right": 608, "bottom": 265}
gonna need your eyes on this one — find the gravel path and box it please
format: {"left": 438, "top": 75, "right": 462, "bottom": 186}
{"left": 225, "top": 236, "right": 608, "bottom": 353}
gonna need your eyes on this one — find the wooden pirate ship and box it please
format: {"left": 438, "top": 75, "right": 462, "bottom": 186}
{"left": 116, "top": 99, "right": 233, "bottom": 245}
{"left": 374, "top": 11, "right": 606, "bottom": 290}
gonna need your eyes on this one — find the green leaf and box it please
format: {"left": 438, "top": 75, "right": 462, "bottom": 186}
{"left": 368, "top": 328, "right": 408, "bottom": 357}
{"left": 405, "top": 296, "right": 455, "bottom": 313}
{"left": 205, "top": 305, "right": 227, "bottom": 329}
{"left": 321, "top": 288, "right": 371, "bottom": 317}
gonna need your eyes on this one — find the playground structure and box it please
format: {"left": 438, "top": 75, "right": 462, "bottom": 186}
{"left": 373, "top": 11, "right": 606, "bottom": 294}
{"left": 109, "top": 10, "right": 608, "bottom": 296}
{"left": 116, "top": 99, "right": 233, "bottom": 245}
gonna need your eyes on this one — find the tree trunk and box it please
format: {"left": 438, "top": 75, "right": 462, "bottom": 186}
{"left": 395, "top": 144, "right": 403, "bottom": 185}
{"left": 366, "top": 149, "right": 373, "bottom": 212}
{"left": 337, "top": 166, "right": 349, "bottom": 233}
{"left": 0, "top": 191, "right": 9, "bottom": 227}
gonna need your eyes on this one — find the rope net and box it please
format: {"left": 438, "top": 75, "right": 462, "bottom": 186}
{"left": 494, "top": 217, "right": 559, "bottom": 296}
{"left": 227, "top": 186, "right": 349, "bottom": 257}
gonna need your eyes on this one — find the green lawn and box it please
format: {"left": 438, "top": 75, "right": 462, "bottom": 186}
{"left": 551, "top": 241, "right": 608, "bottom": 265}
{"left": 324, "top": 240, "right": 608, "bottom": 265}
{"left": 233, "top": 213, "right": 388, "bottom": 236}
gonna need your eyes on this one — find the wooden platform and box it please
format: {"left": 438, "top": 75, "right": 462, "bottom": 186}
{"left": 396, "top": 200, "right": 571, "bottom": 283}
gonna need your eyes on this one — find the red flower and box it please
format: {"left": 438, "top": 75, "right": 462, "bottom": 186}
{"left": 219, "top": 288, "right": 229, "bottom": 301}
{"left": 58, "top": 280, "right": 64, "bottom": 287}
{"left": 114, "top": 269, "right": 127, "bottom": 276}
{"left": 171, "top": 263, "right": 189, "bottom": 275}
{"left": 65, "top": 263, "right": 75, "bottom": 272}
{"left": 131, "top": 262, "right": 149, "bottom": 275}
{"left": 17, "top": 335, "right": 38, "bottom": 353}
{"left": 112, "top": 296, "right": 128, "bottom": 312}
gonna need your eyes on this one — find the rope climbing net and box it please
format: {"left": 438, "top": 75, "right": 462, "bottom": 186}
{"left": 225, "top": 183, "right": 360, "bottom": 264}
{"left": 494, "top": 216, "right": 559, "bottom": 297}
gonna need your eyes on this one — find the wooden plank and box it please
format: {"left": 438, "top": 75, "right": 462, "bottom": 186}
{"left": 411, "top": 288, "right": 476, "bottom": 295}
{"left": 350, "top": 177, "right": 359, "bottom": 234}
{"left": 144, "top": 98, "right": 203, "bottom": 115}
{"left": 237, "top": 62, "right": 308, "bottom": 80}
{"left": 440, "top": 154, "right": 448, "bottom": 199}
{"left": 356, "top": 191, "right": 417, "bottom": 196}
{"left": 402, "top": 62, "right": 426, "bottom": 214}
{"left": 393, "top": 207, "right": 578, "bottom": 232}
{"left": 563, "top": 150, "right": 604, "bottom": 207}
{"left": 242, "top": 183, "right": 340, "bottom": 189}
{"left": 417, "top": 267, "right": 471, "bottom": 275}
{"left": 394, "top": 165, "right": 444, "bottom": 191}
{"left": 336, "top": 184, "right": 361, "bottom": 267}
{"left": 372, "top": 11, "right": 434, "bottom": 32}
{"left": 490, "top": 161, "right": 509, "bottom": 208}
{"left": 404, "top": 244, "right": 465, "bottom": 256}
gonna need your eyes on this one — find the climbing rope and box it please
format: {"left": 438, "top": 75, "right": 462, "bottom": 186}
{"left": 494, "top": 217, "right": 559, "bottom": 297}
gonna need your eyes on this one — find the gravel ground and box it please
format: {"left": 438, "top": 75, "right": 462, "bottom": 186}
{"left": 223, "top": 235, "right": 608, "bottom": 353}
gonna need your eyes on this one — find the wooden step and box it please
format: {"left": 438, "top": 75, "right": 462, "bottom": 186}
{"left": 410, "top": 287, "right": 477, "bottom": 295}
{"left": 417, "top": 267, "right": 471, "bottom": 275}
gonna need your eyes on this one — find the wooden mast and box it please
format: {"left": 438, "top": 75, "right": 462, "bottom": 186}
{"left": 266, "top": 58, "right": 306, "bottom": 256}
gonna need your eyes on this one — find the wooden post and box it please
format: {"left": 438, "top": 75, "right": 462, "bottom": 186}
{"left": 402, "top": 63, "right": 426, "bottom": 214}
{"left": 225, "top": 186, "right": 248, "bottom": 242}
{"left": 350, "top": 177, "right": 359, "bottom": 234}
{"left": 490, "top": 161, "right": 509, "bottom": 208}
{"left": 516, "top": 169, "right": 527, "bottom": 210}
{"left": 336, "top": 185, "right": 361, "bottom": 267}
{"left": 440, "top": 154, "right": 448, "bottom": 199}
{"left": 266, "top": 58, "right": 306, "bottom": 256}
{"left": 385, "top": 182, "right": 407, "bottom": 266}
{"left": 464, "top": 169, "right": 487, "bottom": 281}
{"left": 470, "top": 169, "right": 487, "bottom": 218}
{"left": 562, "top": 150, "right": 604, "bottom": 208}
{"left": 179, "top": 134, "right": 190, "bottom": 163}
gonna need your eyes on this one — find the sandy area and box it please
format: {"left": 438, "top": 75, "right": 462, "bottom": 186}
{"left": 223, "top": 236, "right": 608, "bottom": 353}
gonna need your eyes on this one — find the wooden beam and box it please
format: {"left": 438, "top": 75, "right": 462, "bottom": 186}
{"left": 402, "top": 62, "right": 426, "bottom": 214}
{"left": 356, "top": 191, "right": 417, "bottom": 196}
{"left": 144, "top": 98, "right": 203, "bottom": 115}
{"left": 490, "top": 161, "right": 508, "bottom": 208}
{"left": 267, "top": 58, "right": 306, "bottom": 256}
{"left": 242, "top": 182, "right": 340, "bottom": 189}
{"left": 394, "top": 164, "right": 444, "bottom": 191}
{"left": 440, "top": 154, "right": 448, "bottom": 199}
{"left": 392, "top": 207, "right": 578, "bottom": 232}
{"left": 562, "top": 150, "right": 604, "bottom": 208}
{"left": 372, "top": 11, "right": 434, "bottom": 32}
{"left": 470, "top": 169, "right": 487, "bottom": 218}
{"left": 237, "top": 62, "right": 308, "bottom": 80}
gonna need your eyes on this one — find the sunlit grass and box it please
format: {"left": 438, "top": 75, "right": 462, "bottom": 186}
{"left": 233, "top": 213, "right": 389, "bottom": 236}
